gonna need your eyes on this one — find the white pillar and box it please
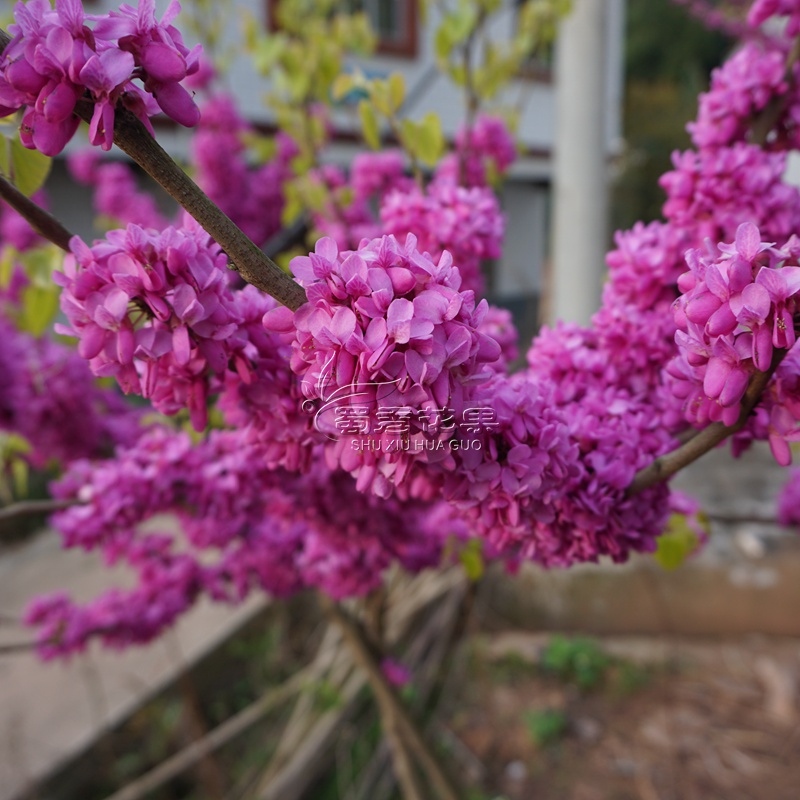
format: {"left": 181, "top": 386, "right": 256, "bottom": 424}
{"left": 550, "top": 0, "right": 611, "bottom": 325}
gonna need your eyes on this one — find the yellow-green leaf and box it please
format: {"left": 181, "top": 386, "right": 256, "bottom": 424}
{"left": 388, "top": 73, "right": 405, "bottom": 113}
{"left": 331, "top": 73, "right": 355, "bottom": 102}
{"left": 654, "top": 513, "right": 704, "bottom": 571}
{"left": 0, "top": 131, "right": 10, "bottom": 178}
{"left": 20, "top": 284, "right": 60, "bottom": 337}
{"left": 459, "top": 539, "right": 485, "bottom": 582}
{"left": 435, "top": 26, "right": 453, "bottom": 61}
{"left": 414, "top": 113, "right": 444, "bottom": 167}
{"left": 0, "top": 246, "right": 16, "bottom": 289}
{"left": 11, "top": 458, "right": 28, "bottom": 498}
{"left": 359, "top": 99, "right": 381, "bottom": 149}
{"left": 9, "top": 138, "right": 51, "bottom": 197}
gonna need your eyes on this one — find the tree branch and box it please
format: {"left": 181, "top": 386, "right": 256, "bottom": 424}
{"left": 71, "top": 98, "right": 308, "bottom": 311}
{"left": 0, "top": 498, "right": 79, "bottom": 523}
{"left": 0, "top": 176, "right": 75, "bottom": 252}
{"left": 628, "top": 350, "right": 786, "bottom": 495}
{"left": 321, "top": 595, "right": 460, "bottom": 800}
{"left": 0, "top": 26, "right": 307, "bottom": 311}
{"left": 100, "top": 670, "right": 309, "bottom": 800}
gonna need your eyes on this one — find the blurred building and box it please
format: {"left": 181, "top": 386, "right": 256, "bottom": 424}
{"left": 47, "top": 0, "right": 625, "bottom": 334}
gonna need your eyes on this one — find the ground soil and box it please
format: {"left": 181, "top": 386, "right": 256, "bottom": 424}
{"left": 448, "top": 633, "right": 800, "bottom": 800}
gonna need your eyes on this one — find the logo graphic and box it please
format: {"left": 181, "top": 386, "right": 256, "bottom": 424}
{"left": 301, "top": 354, "right": 496, "bottom": 450}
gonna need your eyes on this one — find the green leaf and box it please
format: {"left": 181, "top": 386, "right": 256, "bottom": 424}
{"left": 11, "top": 458, "right": 28, "bottom": 499}
{"left": 414, "top": 113, "right": 444, "bottom": 167}
{"left": 359, "top": 99, "right": 381, "bottom": 149}
{"left": 369, "top": 80, "right": 391, "bottom": 116}
{"left": 0, "top": 131, "right": 10, "bottom": 178}
{"left": 9, "top": 137, "right": 51, "bottom": 196}
{"left": 524, "top": 709, "right": 567, "bottom": 747}
{"left": 20, "top": 284, "right": 60, "bottom": 337}
{"left": 253, "top": 35, "right": 286, "bottom": 74}
{"left": 446, "top": 6, "right": 479, "bottom": 44}
{"left": 331, "top": 73, "right": 355, "bottom": 101}
{"left": 434, "top": 25, "right": 453, "bottom": 60}
{"left": 459, "top": 539, "right": 484, "bottom": 581}
{"left": 388, "top": 72, "right": 405, "bottom": 112}
{"left": 0, "top": 246, "right": 16, "bottom": 289}
{"left": 0, "top": 433, "right": 31, "bottom": 457}
{"left": 654, "top": 512, "right": 705, "bottom": 571}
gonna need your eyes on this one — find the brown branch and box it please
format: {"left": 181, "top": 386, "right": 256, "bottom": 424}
{"left": 0, "top": 498, "right": 79, "bottom": 523}
{"left": 321, "top": 595, "right": 461, "bottom": 800}
{"left": 71, "top": 98, "right": 308, "bottom": 311}
{"left": 100, "top": 670, "right": 309, "bottom": 800}
{"left": 0, "top": 176, "right": 74, "bottom": 252}
{"left": 0, "top": 28, "right": 306, "bottom": 309}
{"left": 629, "top": 350, "right": 786, "bottom": 495}
{"left": 0, "top": 640, "right": 36, "bottom": 655}
{"left": 707, "top": 512, "right": 779, "bottom": 526}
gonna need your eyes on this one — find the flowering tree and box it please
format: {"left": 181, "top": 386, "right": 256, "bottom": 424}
{"left": 2, "top": 0, "right": 800, "bottom": 795}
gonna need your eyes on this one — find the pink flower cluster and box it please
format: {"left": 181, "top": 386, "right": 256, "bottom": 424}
{"left": 668, "top": 222, "right": 800, "bottom": 460}
{"left": 217, "top": 285, "right": 319, "bottom": 472}
{"left": 661, "top": 144, "right": 800, "bottom": 245}
{"left": 380, "top": 179, "right": 504, "bottom": 294}
{"left": 688, "top": 42, "right": 787, "bottom": 149}
{"left": 264, "top": 234, "right": 501, "bottom": 494}
{"left": 605, "top": 220, "right": 691, "bottom": 310}
{"left": 749, "top": 0, "right": 800, "bottom": 35}
{"left": 192, "top": 96, "right": 295, "bottom": 248}
{"left": 0, "top": 318, "right": 141, "bottom": 467}
{"left": 68, "top": 149, "right": 169, "bottom": 230}
{"left": 671, "top": 0, "right": 758, "bottom": 40}
{"left": 54, "top": 221, "right": 245, "bottom": 430}
{"left": 350, "top": 150, "right": 412, "bottom": 203}
{"left": 527, "top": 391, "right": 674, "bottom": 567}
{"left": 435, "top": 114, "right": 517, "bottom": 188}
{"left": 26, "top": 427, "right": 467, "bottom": 657}
{"left": 305, "top": 163, "right": 383, "bottom": 251}
{"left": 0, "top": 0, "right": 201, "bottom": 156}
{"left": 524, "top": 322, "right": 678, "bottom": 566}
{"left": 441, "top": 373, "right": 579, "bottom": 556}
{"left": 0, "top": 189, "right": 49, "bottom": 252}
{"left": 476, "top": 305, "right": 519, "bottom": 372}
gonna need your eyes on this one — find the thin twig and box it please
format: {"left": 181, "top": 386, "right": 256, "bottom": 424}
{"left": 321, "top": 596, "right": 461, "bottom": 800}
{"left": 0, "top": 498, "right": 79, "bottom": 523}
{"left": 0, "top": 640, "right": 37, "bottom": 655}
{"left": 707, "top": 512, "right": 779, "bottom": 526}
{"left": 0, "top": 176, "right": 74, "bottom": 251}
{"left": 628, "top": 351, "right": 785, "bottom": 495}
{"left": 100, "top": 670, "right": 309, "bottom": 800}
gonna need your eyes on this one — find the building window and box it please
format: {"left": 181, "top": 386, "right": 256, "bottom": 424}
{"left": 347, "top": 0, "right": 417, "bottom": 56}
{"left": 267, "top": 1, "right": 418, "bottom": 58}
